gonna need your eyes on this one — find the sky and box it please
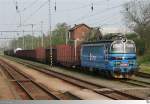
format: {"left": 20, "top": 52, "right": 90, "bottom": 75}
{"left": 0, "top": 0, "right": 133, "bottom": 48}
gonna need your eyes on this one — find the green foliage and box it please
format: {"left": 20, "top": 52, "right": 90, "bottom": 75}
{"left": 134, "top": 39, "right": 146, "bottom": 56}
{"left": 9, "top": 22, "right": 71, "bottom": 49}
{"left": 102, "top": 33, "right": 116, "bottom": 40}
{"left": 138, "top": 53, "right": 150, "bottom": 64}
{"left": 52, "top": 23, "right": 70, "bottom": 45}
{"left": 52, "top": 34, "right": 66, "bottom": 45}
{"left": 126, "top": 33, "right": 138, "bottom": 39}
{"left": 51, "top": 22, "right": 70, "bottom": 45}
{"left": 67, "top": 40, "right": 74, "bottom": 45}
{"left": 126, "top": 33, "right": 150, "bottom": 65}
{"left": 85, "top": 27, "right": 102, "bottom": 42}
{"left": 9, "top": 34, "right": 44, "bottom": 49}
{"left": 139, "top": 63, "right": 150, "bottom": 74}
{"left": 126, "top": 33, "right": 145, "bottom": 56}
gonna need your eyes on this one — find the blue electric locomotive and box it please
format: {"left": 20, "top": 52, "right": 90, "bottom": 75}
{"left": 81, "top": 36, "right": 138, "bottom": 78}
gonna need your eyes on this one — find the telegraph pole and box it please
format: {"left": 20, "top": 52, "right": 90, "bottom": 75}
{"left": 17, "top": 32, "right": 19, "bottom": 48}
{"left": 16, "top": 1, "right": 24, "bottom": 49}
{"left": 31, "top": 24, "right": 34, "bottom": 49}
{"left": 41, "top": 21, "right": 44, "bottom": 47}
{"left": 23, "top": 30, "right": 25, "bottom": 49}
{"left": 48, "top": 0, "right": 53, "bottom": 67}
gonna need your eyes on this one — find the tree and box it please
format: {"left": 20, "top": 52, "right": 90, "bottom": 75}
{"left": 51, "top": 22, "right": 71, "bottom": 45}
{"left": 9, "top": 23, "right": 71, "bottom": 49}
{"left": 85, "top": 27, "right": 103, "bottom": 41}
{"left": 123, "top": 0, "right": 150, "bottom": 51}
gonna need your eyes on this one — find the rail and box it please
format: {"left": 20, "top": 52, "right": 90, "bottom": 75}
{"left": 4, "top": 57, "right": 144, "bottom": 100}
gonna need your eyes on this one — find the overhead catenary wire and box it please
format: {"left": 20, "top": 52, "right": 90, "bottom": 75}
{"left": 53, "top": 1, "right": 104, "bottom": 14}
{"left": 9, "top": 0, "right": 127, "bottom": 34}
{"left": 17, "top": 0, "right": 108, "bottom": 25}
{"left": 22, "top": 0, "right": 40, "bottom": 12}
{"left": 88, "top": 12, "right": 122, "bottom": 26}
{"left": 23, "top": 0, "right": 48, "bottom": 24}
{"left": 86, "top": 10, "right": 120, "bottom": 25}
{"left": 71, "top": 2, "right": 126, "bottom": 24}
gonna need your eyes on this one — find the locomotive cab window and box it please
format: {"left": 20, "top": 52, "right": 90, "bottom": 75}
{"left": 110, "top": 40, "right": 136, "bottom": 54}
{"left": 125, "top": 40, "right": 136, "bottom": 53}
{"left": 110, "top": 40, "right": 124, "bottom": 53}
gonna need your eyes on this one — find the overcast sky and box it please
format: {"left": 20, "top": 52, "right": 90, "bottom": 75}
{"left": 0, "top": 0, "right": 133, "bottom": 48}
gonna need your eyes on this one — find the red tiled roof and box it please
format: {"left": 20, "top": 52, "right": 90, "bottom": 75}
{"left": 69, "top": 23, "right": 91, "bottom": 31}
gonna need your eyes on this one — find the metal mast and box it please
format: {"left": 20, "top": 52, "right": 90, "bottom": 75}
{"left": 31, "top": 24, "right": 34, "bottom": 49}
{"left": 41, "top": 21, "right": 44, "bottom": 47}
{"left": 16, "top": 1, "right": 24, "bottom": 49}
{"left": 48, "top": 0, "right": 53, "bottom": 67}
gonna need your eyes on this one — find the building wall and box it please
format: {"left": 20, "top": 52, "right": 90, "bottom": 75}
{"left": 70, "top": 25, "right": 90, "bottom": 41}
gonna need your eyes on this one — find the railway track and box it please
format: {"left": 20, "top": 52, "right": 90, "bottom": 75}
{"left": 0, "top": 59, "right": 80, "bottom": 100}
{"left": 3, "top": 56, "right": 145, "bottom": 100}
{"left": 120, "top": 79, "right": 150, "bottom": 87}
{"left": 119, "top": 71, "right": 150, "bottom": 87}
{"left": 136, "top": 72, "right": 150, "bottom": 78}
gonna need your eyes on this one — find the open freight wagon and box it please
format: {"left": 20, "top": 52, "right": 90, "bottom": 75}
{"left": 15, "top": 48, "right": 46, "bottom": 63}
{"left": 56, "top": 44, "right": 81, "bottom": 67}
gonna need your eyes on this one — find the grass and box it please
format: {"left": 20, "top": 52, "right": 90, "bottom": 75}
{"left": 137, "top": 52, "right": 150, "bottom": 74}
{"left": 139, "top": 64, "right": 150, "bottom": 74}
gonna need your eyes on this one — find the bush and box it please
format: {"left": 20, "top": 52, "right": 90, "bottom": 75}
{"left": 138, "top": 52, "right": 150, "bottom": 64}
{"left": 134, "top": 39, "right": 146, "bottom": 56}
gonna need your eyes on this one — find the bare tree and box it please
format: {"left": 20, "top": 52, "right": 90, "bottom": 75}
{"left": 123, "top": 0, "right": 150, "bottom": 50}
{"left": 85, "top": 27, "right": 103, "bottom": 42}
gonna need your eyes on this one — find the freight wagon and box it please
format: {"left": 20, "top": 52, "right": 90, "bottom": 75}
{"left": 6, "top": 47, "right": 57, "bottom": 65}
{"left": 56, "top": 44, "right": 80, "bottom": 67}
{"left": 35, "top": 48, "right": 46, "bottom": 63}
{"left": 15, "top": 50, "right": 36, "bottom": 61}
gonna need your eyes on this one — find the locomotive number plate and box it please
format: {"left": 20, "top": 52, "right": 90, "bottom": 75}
{"left": 120, "top": 63, "right": 128, "bottom": 67}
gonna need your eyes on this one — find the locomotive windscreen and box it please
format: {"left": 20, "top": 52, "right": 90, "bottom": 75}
{"left": 125, "top": 40, "right": 136, "bottom": 53}
{"left": 110, "top": 40, "right": 136, "bottom": 53}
